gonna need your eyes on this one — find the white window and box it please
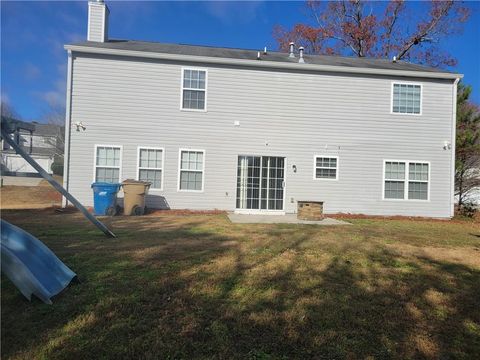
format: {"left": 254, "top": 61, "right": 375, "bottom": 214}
{"left": 181, "top": 69, "right": 207, "bottom": 111}
{"left": 138, "top": 147, "right": 164, "bottom": 190}
{"left": 178, "top": 149, "right": 205, "bottom": 191}
{"left": 314, "top": 156, "right": 338, "bottom": 180}
{"left": 392, "top": 83, "right": 422, "bottom": 114}
{"left": 384, "top": 160, "right": 429, "bottom": 200}
{"left": 94, "top": 145, "right": 121, "bottom": 183}
{"left": 408, "top": 162, "right": 429, "bottom": 200}
{"left": 384, "top": 161, "right": 406, "bottom": 199}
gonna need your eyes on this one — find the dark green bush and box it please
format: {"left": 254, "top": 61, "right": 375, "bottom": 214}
{"left": 51, "top": 162, "right": 64, "bottom": 176}
{"left": 459, "top": 201, "right": 478, "bottom": 218}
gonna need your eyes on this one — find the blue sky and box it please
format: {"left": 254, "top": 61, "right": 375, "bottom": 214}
{"left": 1, "top": 1, "right": 479, "bottom": 121}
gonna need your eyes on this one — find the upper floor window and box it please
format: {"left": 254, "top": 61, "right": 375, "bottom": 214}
{"left": 181, "top": 69, "right": 207, "bottom": 111}
{"left": 392, "top": 83, "right": 421, "bottom": 115}
{"left": 314, "top": 156, "right": 338, "bottom": 180}
{"left": 95, "top": 145, "right": 121, "bottom": 183}
{"left": 138, "top": 147, "right": 164, "bottom": 190}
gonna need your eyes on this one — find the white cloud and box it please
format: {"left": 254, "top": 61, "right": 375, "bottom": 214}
{"left": 34, "top": 77, "right": 66, "bottom": 110}
{"left": 45, "top": 30, "right": 84, "bottom": 60}
{"left": 41, "top": 90, "right": 64, "bottom": 108}
{"left": 1, "top": 92, "right": 10, "bottom": 104}
{"left": 24, "top": 62, "right": 41, "bottom": 80}
{"left": 108, "top": 1, "right": 158, "bottom": 32}
{"left": 204, "top": 1, "right": 263, "bottom": 24}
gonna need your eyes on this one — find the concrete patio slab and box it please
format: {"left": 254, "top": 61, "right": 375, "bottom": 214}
{"left": 227, "top": 213, "right": 351, "bottom": 225}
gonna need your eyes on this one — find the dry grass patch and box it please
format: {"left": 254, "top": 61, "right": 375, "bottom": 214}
{"left": 0, "top": 185, "right": 61, "bottom": 209}
{"left": 387, "top": 243, "right": 480, "bottom": 269}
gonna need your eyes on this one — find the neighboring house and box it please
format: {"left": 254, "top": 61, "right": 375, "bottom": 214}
{"left": 1, "top": 122, "right": 63, "bottom": 176}
{"left": 63, "top": 1, "right": 462, "bottom": 218}
{"left": 471, "top": 189, "right": 480, "bottom": 206}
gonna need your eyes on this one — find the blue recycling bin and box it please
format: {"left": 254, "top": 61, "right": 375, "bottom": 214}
{"left": 91, "top": 182, "right": 121, "bottom": 216}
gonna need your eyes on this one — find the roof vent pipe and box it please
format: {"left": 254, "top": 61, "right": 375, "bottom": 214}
{"left": 289, "top": 42, "right": 295, "bottom": 58}
{"left": 298, "top": 46, "right": 305, "bottom": 63}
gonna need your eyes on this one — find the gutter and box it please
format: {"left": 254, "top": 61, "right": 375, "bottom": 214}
{"left": 62, "top": 50, "right": 73, "bottom": 208}
{"left": 64, "top": 44, "right": 463, "bottom": 80}
{"left": 450, "top": 77, "right": 460, "bottom": 217}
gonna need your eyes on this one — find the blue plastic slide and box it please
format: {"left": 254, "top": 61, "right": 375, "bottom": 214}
{"left": 1, "top": 220, "right": 77, "bottom": 304}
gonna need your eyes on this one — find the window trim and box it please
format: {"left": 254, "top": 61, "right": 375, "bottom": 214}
{"left": 93, "top": 144, "right": 123, "bottom": 183}
{"left": 382, "top": 159, "right": 430, "bottom": 201}
{"left": 136, "top": 146, "right": 165, "bottom": 191}
{"left": 180, "top": 67, "right": 208, "bottom": 112}
{"left": 313, "top": 155, "right": 339, "bottom": 181}
{"left": 390, "top": 82, "right": 423, "bottom": 116}
{"left": 177, "top": 148, "right": 206, "bottom": 192}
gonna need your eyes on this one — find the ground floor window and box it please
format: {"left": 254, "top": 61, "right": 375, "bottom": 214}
{"left": 178, "top": 149, "right": 204, "bottom": 191}
{"left": 138, "top": 147, "right": 164, "bottom": 189}
{"left": 384, "top": 160, "right": 429, "bottom": 200}
{"left": 94, "top": 145, "right": 121, "bottom": 183}
{"left": 314, "top": 156, "right": 338, "bottom": 180}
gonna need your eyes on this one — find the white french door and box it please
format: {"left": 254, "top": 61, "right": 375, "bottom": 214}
{"left": 236, "top": 156, "right": 285, "bottom": 212}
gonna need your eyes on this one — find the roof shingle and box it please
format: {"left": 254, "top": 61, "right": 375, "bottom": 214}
{"left": 69, "top": 39, "right": 456, "bottom": 75}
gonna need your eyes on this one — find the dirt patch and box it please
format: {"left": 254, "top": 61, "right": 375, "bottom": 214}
{"left": 146, "top": 209, "right": 226, "bottom": 216}
{"left": 330, "top": 212, "right": 479, "bottom": 224}
{"left": 0, "top": 185, "right": 61, "bottom": 209}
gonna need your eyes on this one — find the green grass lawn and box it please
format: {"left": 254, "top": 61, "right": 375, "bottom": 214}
{"left": 1, "top": 210, "right": 479, "bottom": 359}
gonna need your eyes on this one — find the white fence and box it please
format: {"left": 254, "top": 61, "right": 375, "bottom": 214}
{"left": 1, "top": 153, "right": 53, "bottom": 174}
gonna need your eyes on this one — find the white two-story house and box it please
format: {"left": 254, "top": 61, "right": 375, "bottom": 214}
{"left": 63, "top": 1, "right": 462, "bottom": 218}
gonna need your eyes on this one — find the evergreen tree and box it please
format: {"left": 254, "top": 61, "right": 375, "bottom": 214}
{"left": 455, "top": 83, "right": 480, "bottom": 209}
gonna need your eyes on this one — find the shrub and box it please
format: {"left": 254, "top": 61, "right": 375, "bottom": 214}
{"left": 51, "top": 162, "right": 64, "bottom": 176}
{"left": 459, "top": 201, "right": 478, "bottom": 218}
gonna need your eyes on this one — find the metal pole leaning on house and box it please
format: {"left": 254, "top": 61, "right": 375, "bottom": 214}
{"left": 0, "top": 126, "right": 116, "bottom": 238}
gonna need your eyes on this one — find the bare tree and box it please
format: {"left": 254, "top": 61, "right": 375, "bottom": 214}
{"left": 1, "top": 100, "right": 20, "bottom": 119}
{"left": 455, "top": 83, "right": 480, "bottom": 209}
{"left": 41, "top": 105, "right": 66, "bottom": 160}
{"left": 274, "top": 0, "right": 471, "bottom": 67}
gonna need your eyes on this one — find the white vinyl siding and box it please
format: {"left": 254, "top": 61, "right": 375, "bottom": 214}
{"left": 178, "top": 149, "right": 205, "bottom": 191}
{"left": 384, "top": 161, "right": 429, "bottom": 200}
{"left": 392, "top": 83, "right": 421, "bottom": 114}
{"left": 181, "top": 69, "right": 207, "bottom": 111}
{"left": 67, "top": 53, "right": 455, "bottom": 217}
{"left": 314, "top": 156, "right": 338, "bottom": 180}
{"left": 95, "top": 145, "right": 121, "bottom": 183}
{"left": 138, "top": 147, "right": 164, "bottom": 189}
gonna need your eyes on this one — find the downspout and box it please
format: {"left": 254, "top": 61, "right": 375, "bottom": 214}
{"left": 62, "top": 50, "right": 73, "bottom": 208}
{"left": 450, "top": 77, "right": 460, "bottom": 217}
